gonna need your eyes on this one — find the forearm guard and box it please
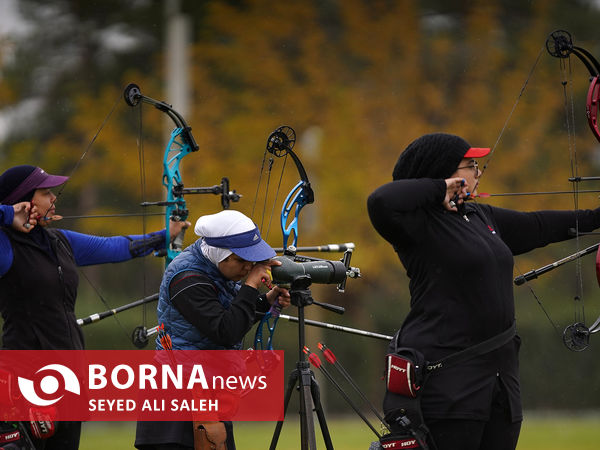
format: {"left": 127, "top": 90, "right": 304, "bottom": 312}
{"left": 128, "top": 232, "right": 165, "bottom": 258}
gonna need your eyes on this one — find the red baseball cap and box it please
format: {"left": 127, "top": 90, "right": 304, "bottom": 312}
{"left": 464, "top": 147, "right": 490, "bottom": 158}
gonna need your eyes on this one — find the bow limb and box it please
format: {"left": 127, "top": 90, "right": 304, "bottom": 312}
{"left": 254, "top": 303, "right": 282, "bottom": 351}
{"left": 278, "top": 143, "right": 314, "bottom": 249}
{"left": 281, "top": 179, "right": 313, "bottom": 249}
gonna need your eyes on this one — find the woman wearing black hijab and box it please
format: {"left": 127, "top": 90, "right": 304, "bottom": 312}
{"left": 367, "top": 133, "right": 600, "bottom": 450}
{"left": 0, "top": 165, "right": 188, "bottom": 449}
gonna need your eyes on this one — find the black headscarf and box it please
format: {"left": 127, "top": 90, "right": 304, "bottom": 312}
{"left": 392, "top": 133, "right": 472, "bottom": 180}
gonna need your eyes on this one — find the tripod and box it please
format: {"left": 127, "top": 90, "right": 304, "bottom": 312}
{"left": 270, "top": 275, "right": 343, "bottom": 450}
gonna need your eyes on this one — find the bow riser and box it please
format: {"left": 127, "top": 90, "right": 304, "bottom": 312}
{"left": 586, "top": 76, "right": 600, "bottom": 144}
{"left": 163, "top": 127, "right": 194, "bottom": 266}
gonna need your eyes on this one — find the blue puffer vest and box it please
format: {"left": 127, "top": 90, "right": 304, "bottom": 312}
{"left": 156, "top": 240, "right": 242, "bottom": 350}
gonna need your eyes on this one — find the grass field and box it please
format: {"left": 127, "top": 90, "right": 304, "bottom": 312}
{"left": 79, "top": 413, "right": 600, "bottom": 449}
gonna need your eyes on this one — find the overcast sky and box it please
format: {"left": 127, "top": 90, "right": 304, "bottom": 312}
{"left": 0, "top": 0, "right": 29, "bottom": 37}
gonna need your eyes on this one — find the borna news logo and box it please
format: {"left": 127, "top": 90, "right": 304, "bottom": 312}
{"left": 17, "top": 364, "right": 81, "bottom": 406}
{"left": 1, "top": 350, "right": 284, "bottom": 421}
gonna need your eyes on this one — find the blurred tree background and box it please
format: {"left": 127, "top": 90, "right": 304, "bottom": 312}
{"left": 2, "top": 0, "right": 600, "bottom": 419}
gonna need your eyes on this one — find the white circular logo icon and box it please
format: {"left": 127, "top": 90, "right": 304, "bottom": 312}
{"left": 18, "top": 364, "right": 80, "bottom": 406}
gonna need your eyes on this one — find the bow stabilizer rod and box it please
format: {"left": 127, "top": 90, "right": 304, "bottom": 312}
{"left": 144, "top": 314, "right": 392, "bottom": 341}
{"left": 514, "top": 242, "right": 600, "bottom": 286}
{"left": 77, "top": 293, "right": 159, "bottom": 326}
{"left": 273, "top": 243, "right": 356, "bottom": 253}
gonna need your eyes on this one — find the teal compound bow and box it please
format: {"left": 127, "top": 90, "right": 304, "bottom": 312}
{"left": 74, "top": 83, "right": 240, "bottom": 347}
{"left": 123, "top": 83, "right": 241, "bottom": 347}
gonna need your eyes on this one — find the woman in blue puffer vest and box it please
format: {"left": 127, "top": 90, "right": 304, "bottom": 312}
{"left": 135, "top": 210, "right": 290, "bottom": 450}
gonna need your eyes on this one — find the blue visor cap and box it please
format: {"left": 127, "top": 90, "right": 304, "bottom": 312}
{"left": 203, "top": 227, "right": 276, "bottom": 262}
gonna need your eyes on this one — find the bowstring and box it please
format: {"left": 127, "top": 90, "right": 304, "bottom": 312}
{"left": 248, "top": 145, "right": 289, "bottom": 350}
{"left": 251, "top": 148, "right": 270, "bottom": 224}
{"left": 56, "top": 90, "right": 135, "bottom": 344}
{"left": 251, "top": 148, "right": 288, "bottom": 245}
{"left": 473, "top": 44, "right": 563, "bottom": 336}
{"left": 37, "top": 93, "right": 122, "bottom": 222}
{"left": 137, "top": 102, "right": 149, "bottom": 332}
{"left": 265, "top": 155, "right": 288, "bottom": 244}
{"left": 560, "top": 55, "right": 586, "bottom": 327}
{"left": 79, "top": 270, "right": 131, "bottom": 341}
{"left": 478, "top": 45, "right": 546, "bottom": 180}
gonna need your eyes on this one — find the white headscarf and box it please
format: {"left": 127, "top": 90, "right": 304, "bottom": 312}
{"left": 194, "top": 210, "right": 257, "bottom": 266}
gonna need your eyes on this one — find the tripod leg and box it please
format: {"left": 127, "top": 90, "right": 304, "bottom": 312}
{"left": 299, "top": 365, "right": 317, "bottom": 450}
{"left": 270, "top": 369, "right": 299, "bottom": 450}
{"left": 309, "top": 371, "right": 334, "bottom": 450}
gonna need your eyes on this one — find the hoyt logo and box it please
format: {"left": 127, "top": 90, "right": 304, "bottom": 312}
{"left": 18, "top": 364, "right": 81, "bottom": 406}
{"left": 0, "top": 430, "right": 21, "bottom": 444}
{"left": 382, "top": 438, "right": 419, "bottom": 448}
{"left": 390, "top": 364, "right": 407, "bottom": 373}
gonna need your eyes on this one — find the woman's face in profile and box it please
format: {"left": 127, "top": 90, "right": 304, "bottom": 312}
{"left": 218, "top": 253, "right": 254, "bottom": 281}
{"left": 451, "top": 158, "right": 481, "bottom": 195}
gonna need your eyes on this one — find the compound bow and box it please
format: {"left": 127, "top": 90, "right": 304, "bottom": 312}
{"left": 109, "top": 83, "right": 240, "bottom": 347}
{"left": 479, "top": 30, "right": 600, "bottom": 351}
{"left": 509, "top": 31, "right": 600, "bottom": 351}
{"left": 253, "top": 126, "right": 314, "bottom": 350}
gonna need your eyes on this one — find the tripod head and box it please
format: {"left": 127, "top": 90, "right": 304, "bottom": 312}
{"left": 288, "top": 275, "right": 345, "bottom": 315}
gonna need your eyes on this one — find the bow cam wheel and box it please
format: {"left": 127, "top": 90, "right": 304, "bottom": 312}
{"left": 563, "top": 322, "right": 590, "bottom": 351}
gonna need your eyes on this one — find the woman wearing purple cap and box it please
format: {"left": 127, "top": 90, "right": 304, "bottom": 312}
{"left": 0, "top": 165, "right": 189, "bottom": 449}
{"left": 135, "top": 209, "right": 290, "bottom": 450}
{"left": 367, "top": 133, "right": 600, "bottom": 450}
